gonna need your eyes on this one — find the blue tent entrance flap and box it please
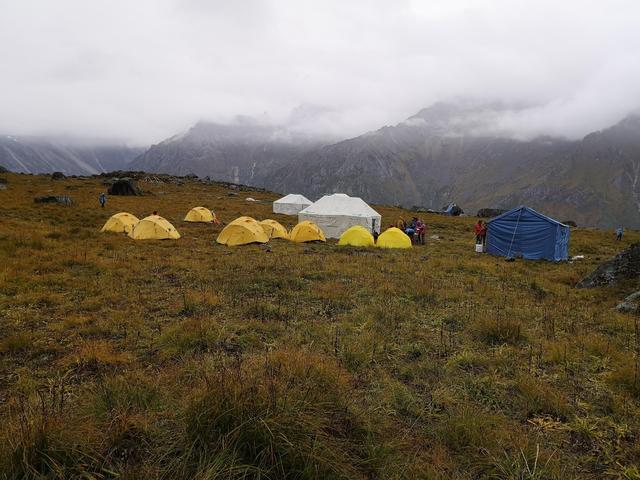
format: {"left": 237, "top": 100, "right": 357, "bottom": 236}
{"left": 486, "top": 206, "right": 570, "bottom": 261}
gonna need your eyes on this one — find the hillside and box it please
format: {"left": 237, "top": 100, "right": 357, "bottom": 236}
{"left": 132, "top": 104, "right": 640, "bottom": 229}
{"left": 130, "top": 118, "right": 330, "bottom": 185}
{"left": 0, "top": 136, "right": 143, "bottom": 175}
{"left": 269, "top": 105, "right": 640, "bottom": 229}
{"left": 1, "top": 172, "right": 640, "bottom": 478}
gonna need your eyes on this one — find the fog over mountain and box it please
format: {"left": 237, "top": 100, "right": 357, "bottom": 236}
{"left": 130, "top": 102, "right": 640, "bottom": 229}
{"left": 1, "top": 0, "right": 639, "bottom": 144}
{"left": 2, "top": 1, "right": 640, "bottom": 227}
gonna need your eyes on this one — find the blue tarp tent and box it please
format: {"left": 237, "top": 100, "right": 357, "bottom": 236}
{"left": 486, "top": 206, "right": 570, "bottom": 261}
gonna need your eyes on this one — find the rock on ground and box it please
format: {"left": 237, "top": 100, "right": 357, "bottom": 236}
{"left": 107, "top": 178, "right": 141, "bottom": 196}
{"left": 34, "top": 195, "right": 73, "bottom": 206}
{"left": 577, "top": 243, "right": 640, "bottom": 288}
{"left": 477, "top": 208, "right": 507, "bottom": 218}
{"left": 616, "top": 291, "right": 640, "bottom": 312}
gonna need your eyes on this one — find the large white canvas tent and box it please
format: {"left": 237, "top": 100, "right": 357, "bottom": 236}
{"left": 298, "top": 193, "right": 381, "bottom": 239}
{"left": 273, "top": 194, "right": 313, "bottom": 215}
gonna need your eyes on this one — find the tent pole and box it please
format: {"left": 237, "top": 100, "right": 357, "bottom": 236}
{"left": 506, "top": 208, "right": 523, "bottom": 259}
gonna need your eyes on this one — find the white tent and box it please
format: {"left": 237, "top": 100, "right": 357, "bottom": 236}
{"left": 273, "top": 194, "right": 313, "bottom": 215}
{"left": 298, "top": 193, "right": 381, "bottom": 239}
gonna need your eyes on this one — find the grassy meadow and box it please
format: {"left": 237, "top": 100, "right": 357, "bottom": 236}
{"left": 1, "top": 172, "right": 640, "bottom": 479}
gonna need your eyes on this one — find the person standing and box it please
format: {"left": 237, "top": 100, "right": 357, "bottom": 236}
{"left": 99, "top": 192, "right": 106, "bottom": 208}
{"left": 616, "top": 226, "right": 624, "bottom": 241}
{"left": 474, "top": 220, "right": 484, "bottom": 244}
{"left": 405, "top": 225, "right": 415, "bottom": 243}
{"left": 480, "top": 221, "right": 487, "bottom": 247}
{"left": 415, "top": 218, "right": 426, "bottom": 245}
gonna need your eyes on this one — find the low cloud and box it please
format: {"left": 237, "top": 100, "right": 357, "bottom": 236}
{"left": 0, "top": 0, "right": 638, "bottom": 144}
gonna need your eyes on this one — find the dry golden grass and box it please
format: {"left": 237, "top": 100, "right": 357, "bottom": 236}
{"left": 1, "top": 172, "right": 640, "bottom": 479}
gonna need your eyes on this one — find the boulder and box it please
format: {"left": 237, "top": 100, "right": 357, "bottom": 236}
{"left": 51, "top": 171, "right": 66, "bottom": 180}
{"left": 107, "top": 178, "right": 141, "bottom": 196}
{"left": 577, "top": 243, "right": 640, "bottom": 288}
{"left": 34, "top": 195, "right": 73, "bottom": 206}
{"left": 477, "top": 208, "right": 507, "bottom": 218}
{"left": 616, "top": 291, "right": 640, "bottom": 313}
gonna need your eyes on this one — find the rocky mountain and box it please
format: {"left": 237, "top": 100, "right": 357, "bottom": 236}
{"left": 265, "top": 104, "right": 640, "bottom": 229}
{"left": 125, "top": 102, "right": 640, "bottom": 228}
{"left": 0, "top": 136, "right": 143, "bottom": 175}
{"left": 130, "top": 115, "right": 333, "bottom": 185}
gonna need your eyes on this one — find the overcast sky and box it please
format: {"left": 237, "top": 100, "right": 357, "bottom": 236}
{"left": 1, "top": 0, "right": 639, "bottom": 144}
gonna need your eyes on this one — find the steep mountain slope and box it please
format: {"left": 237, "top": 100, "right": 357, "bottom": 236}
{"left": 0, "top": 136, "right": 143, "bottom": 175}
{"left": 130, "top": 119, "right": 329, "bottom": 185}
{"left": 266, "top": 105, "right": 640, "bottom": 228}
{"left": 128, "top": 103, "right": 640, "bottom": 228}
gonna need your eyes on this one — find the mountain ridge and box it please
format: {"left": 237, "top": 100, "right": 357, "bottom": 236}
{"left": 3, "top": 104, "right": 640, "bottom": 228}
{"left": 0, "top": 135, "right": 143, "bottom": 175}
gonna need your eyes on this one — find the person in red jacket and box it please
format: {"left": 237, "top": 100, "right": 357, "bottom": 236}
{"left": 474, "top": 220, "right": 487, "bottom": 246}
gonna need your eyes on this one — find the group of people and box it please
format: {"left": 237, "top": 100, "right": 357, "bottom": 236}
{"left": 396, "top": 217, "right": 427, "bottom": 245}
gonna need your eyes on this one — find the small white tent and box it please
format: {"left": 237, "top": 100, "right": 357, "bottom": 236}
{"left": 273, "top": 194, "right": 313, "bottom": 215}
{"left": 298, "top": 193, "right": 381, "bottom": 239}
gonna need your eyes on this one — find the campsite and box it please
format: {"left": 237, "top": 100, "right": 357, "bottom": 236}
{"left": 1, "top": 172, "right": 640, "bottom": 478}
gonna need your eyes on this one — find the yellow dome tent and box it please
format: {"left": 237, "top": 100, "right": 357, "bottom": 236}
{"left": 376, "top": 227, "right": 411, "bottom": 249}
{"left": 100, "top": 212, "right": 139, "bottom": 234}
{"left": 217, "top": 216, "right": 269, "bottom": 246}
{"left": 338, "top": 225, "right": 374, "bottom": 247}
{"left": 128, "top": 215, "right": 181, "bottom": 240}
{"left": 184, "top": 206, "right": 218, "bottom": 223}
{"left": 289, "top": 221, "right": 326, "bottom": 243}
{"left": 259, "top": 219, "right": 289, "bottom": 239}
